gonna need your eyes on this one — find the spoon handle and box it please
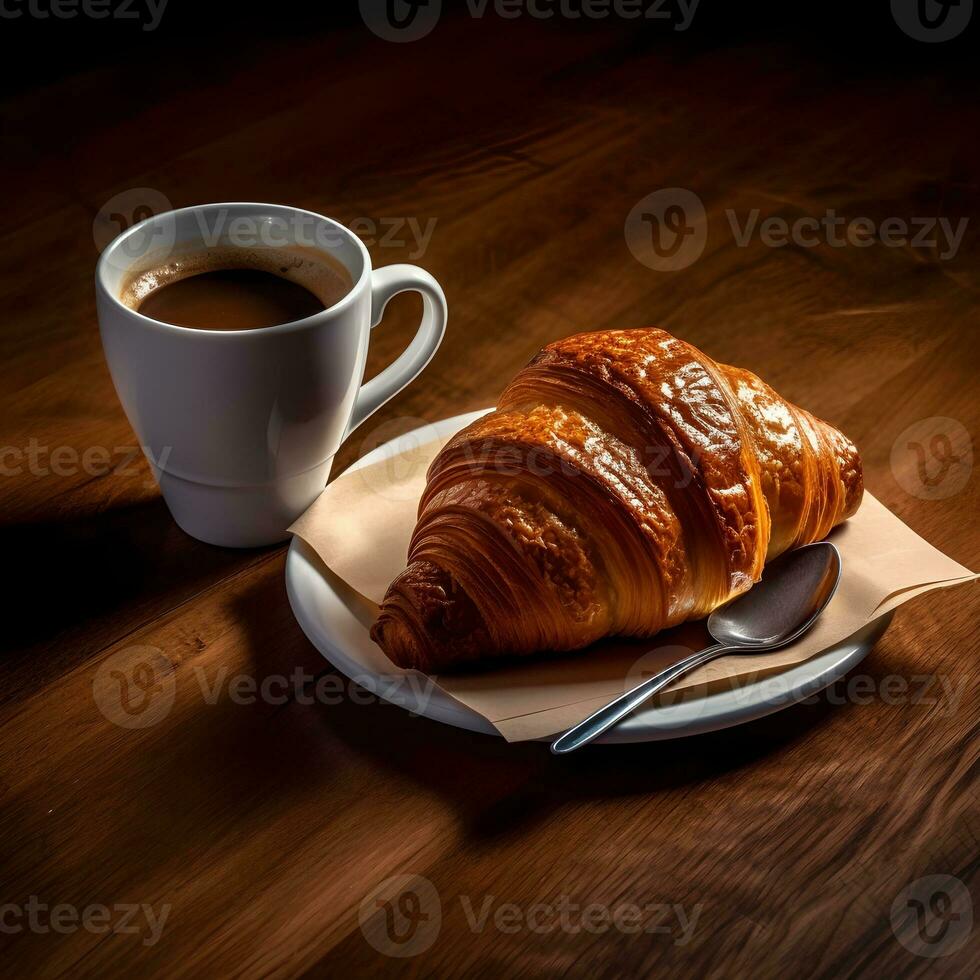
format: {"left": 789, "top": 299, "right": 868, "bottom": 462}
{"left": 550, "top": 643, "right": 735, "bottom": 754}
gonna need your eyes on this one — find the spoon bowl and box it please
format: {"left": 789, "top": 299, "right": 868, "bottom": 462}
{"left": 708, "top": 541, "right": 842, "bottom": 649}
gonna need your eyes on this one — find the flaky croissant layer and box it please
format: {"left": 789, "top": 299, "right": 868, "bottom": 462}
{"left": 371, "top": 329, "right": 863, "bottom": 672}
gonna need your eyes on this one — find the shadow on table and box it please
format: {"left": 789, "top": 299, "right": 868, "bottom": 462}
{"left": 330, "top": 691, "right": 852, "bottom": 836}
{"left": 0, "top": 497, "right": 245, "bottom": 662}
{"left": 232, "top": 551, "right": 872, "bottom": 841}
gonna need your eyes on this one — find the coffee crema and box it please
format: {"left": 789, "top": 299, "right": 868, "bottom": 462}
{"left": 121, "top": 246, "right": 354, "bottom": 331}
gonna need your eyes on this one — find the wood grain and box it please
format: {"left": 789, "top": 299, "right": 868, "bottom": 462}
{"left": 0, "top": 13, "right": 977, "bottom": 978}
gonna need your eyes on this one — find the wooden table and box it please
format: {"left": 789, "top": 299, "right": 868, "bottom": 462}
{"left": 1, "top": 12, "right": 977, "bottom": 978}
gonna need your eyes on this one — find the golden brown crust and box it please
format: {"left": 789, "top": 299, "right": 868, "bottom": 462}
{"left": 370, "top": 328, "right": 863, "bottom": 672}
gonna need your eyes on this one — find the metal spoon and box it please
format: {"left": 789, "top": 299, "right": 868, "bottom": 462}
{"left": 550, "top": 541, "right": 842, "bottom": 754}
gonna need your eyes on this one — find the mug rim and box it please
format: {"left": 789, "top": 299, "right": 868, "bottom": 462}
{"left": 95, "top": 202, "right": 372, "bottom": 337}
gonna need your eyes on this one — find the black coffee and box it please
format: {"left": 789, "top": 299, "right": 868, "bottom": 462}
{"left": 123, "top": 247, "right": 353, "bottom": 331}
{"left": 138, "top": 268, "right": 325, "bottom": 330}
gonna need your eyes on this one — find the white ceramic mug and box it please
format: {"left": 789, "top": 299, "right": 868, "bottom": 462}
{"left": 96, "top": 202, "right": 447, "bottom": 547}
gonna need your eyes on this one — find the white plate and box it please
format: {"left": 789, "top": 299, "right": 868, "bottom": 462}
{"left": 285, "top": 411, "right": 892, "bottom": 743}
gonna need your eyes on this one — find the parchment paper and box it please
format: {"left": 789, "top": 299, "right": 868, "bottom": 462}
{"left": 290, "top": 418, "right": 976, "bottom": 742}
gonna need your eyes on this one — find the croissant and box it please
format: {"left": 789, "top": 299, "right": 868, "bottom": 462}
{"left": 371, "top": 329, "right": 862, "bottom": 672}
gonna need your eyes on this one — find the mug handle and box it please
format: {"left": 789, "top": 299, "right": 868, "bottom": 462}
{"left": 344, "top": 264, "right": 448, "bottom": 439}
